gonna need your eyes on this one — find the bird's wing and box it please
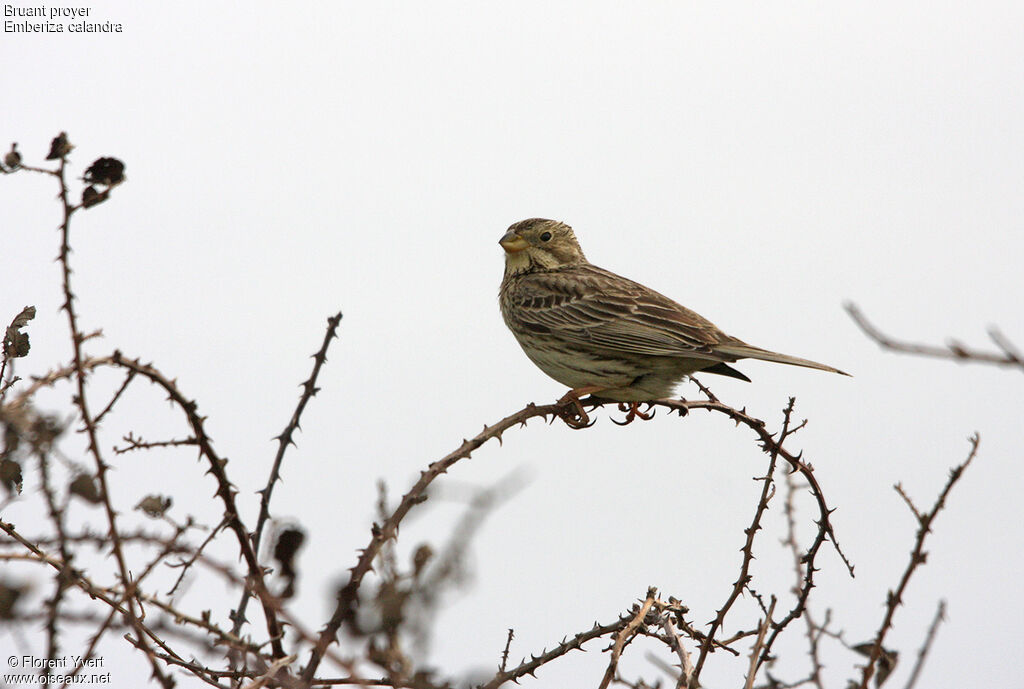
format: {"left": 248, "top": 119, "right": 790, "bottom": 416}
{"left": 508, "top": 264, "right": 737, "bottom": 359}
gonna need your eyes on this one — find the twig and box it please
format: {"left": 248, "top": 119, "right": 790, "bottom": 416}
{"left": 656, "top": 397, "right": 852, "bottom": 577}
{"left": 36, "top": 447, "right": 72, "bottom": 675}
{"left": 240, "top": 654, "right": 296, "bottom": 689}
{"left": 301, "top": 399, "right": 569, "bottom": 683}
{"left": 659, "top": 614, "right": 695, "bottom": 688}
{"left": 123, "top": 633, "right": 233, "bottom": 689}
{"left": 743, "top": 597, "right": 777, "bottom": 689}
{"left": 479, "top": 609, "right": 643, "bottom": 689}
{"left": 94, "top": 369, "right": 135, "bottom": 424}
{"left": 109, "top": 351, "right": 286, "bottom": 659}
{"left": 498, "top": 628, "right": 515, "bottom": 673}
{"left": 0, "top": 527, "right": 192, "bottom": 551}
{"left": 691, "top": 398, "right": 791, "bottom": 686}
{"left": 598, "top": 588, "right": 657, "bottom": 689}
{"left": 233, "top": 312, "right": 342, "bottom": 642}
{"left": 903, "top": 600, "right": 946, "bottom": 689}
{"left": 241, "top": 651, "right": 299, "bottom": 683}
{"left": 137, "top": 593, "right": 262, "bottom": 655}
{"left": 168, "top": 517, "right": 227, "bottom": 596}
{"left": 0, "top": 518, "right": 209, "bottom": 682}
{"left": 782, "top": 471, "right": 826, "bottom": 689}
{"left": 856, "top": 435, "right": 979, "bottom": 689}
{"left": 113, "top": 432, "right": 198, "bottom": 454}
{"left": 10, "top": 355, "right": 112, "bottom": 407}
{"left": 845, "top": 303, "right": 1023, "bottom": 371}
{"left": 418, "top": 470, "right": 527, "bottom": 606}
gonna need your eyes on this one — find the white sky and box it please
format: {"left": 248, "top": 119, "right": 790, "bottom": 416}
{"left": 2, "top": 2, "right": 1023, "bottom": 687}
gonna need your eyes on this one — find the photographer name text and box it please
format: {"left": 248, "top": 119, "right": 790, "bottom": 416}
{"left": 8, "top": 655, "right": 104, "bottom": 669}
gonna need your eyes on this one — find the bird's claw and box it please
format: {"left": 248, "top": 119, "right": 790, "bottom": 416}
{"left": 556, "top": 392, "right": 596, "bottom": 429}
{"left": 611, "top": 402, "right": 655, "bottom": 426}
{"left": 561, "top": 407, "right": 596, "bottom": 429}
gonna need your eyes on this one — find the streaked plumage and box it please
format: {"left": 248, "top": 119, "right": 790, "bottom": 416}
{"left": 498, "top": 218, "right": 847, "bottom": 402}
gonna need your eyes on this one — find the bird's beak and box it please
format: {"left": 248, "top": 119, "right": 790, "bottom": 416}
{"left": 499, "top": 230, "right": 529, "bottom": 253}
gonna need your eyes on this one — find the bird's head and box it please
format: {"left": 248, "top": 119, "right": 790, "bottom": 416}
{"left": 499, "top": 218, "right": 587, "bottom": 275}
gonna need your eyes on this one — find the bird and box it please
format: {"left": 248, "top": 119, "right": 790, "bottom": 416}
{"left": 3, "top": 143, "right": 20, "bottom": 170}
{"left": 498, "top": 218, "right": 847, "bottom": 423}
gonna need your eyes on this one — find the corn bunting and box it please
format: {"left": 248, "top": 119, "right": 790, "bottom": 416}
{"left": 499, "top": 218, "right": 847, "bottom": 424}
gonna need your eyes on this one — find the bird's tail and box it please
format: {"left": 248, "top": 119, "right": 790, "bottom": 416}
{"left": 715, "top": 344, "right": 850, "bottom": 377}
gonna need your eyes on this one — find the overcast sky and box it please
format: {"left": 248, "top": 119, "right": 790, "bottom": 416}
{"left": 2, "top": 2, "right": 1023, "bottom": 687}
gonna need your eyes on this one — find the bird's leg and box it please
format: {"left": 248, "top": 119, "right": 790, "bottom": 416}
{"left": 556, "top": 386, "right": 604, "bottom": 429}
{"left": 611, "top": 401, "right": 656, "bottom": 426}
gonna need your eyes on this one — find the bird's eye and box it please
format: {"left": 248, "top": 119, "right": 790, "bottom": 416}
{"left": 540, "top": 231, "right": 552, "bottom": 242}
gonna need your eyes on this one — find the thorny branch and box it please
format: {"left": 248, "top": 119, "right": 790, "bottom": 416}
{"left": 655, "top": 395, "right": 852, "bottom": 577}
{"left": 0, "top": 136, "right": 987, "bottom": 689}
{"left": 300, "top": 400, "right": 578, "bottom": 683}
{"left": 499, "top": 628, "right": 514, "bottom": 673}
{"left": 105, "top": 351, "right": 287, "bottom": 660}
{"left": 231, "top": 311, "right": 343, "bottom": 645}
{"left": 855, "top": 435, "right": 979, "bottom": 689}
{"left": 598, "top": 587, "right": 657, "bottom": 689}
{"left": 301, "top": 391, "right": 849, "bottom": 685}
{"left": 660, "top": 612, "right": 696, "bottom": 688}
{"left": 480, "top": 589, "right": 687, "bottom": 689}
{"left": 45, "top": 145, "right": 173, "bottom": 687}
{"left": 782, "top": 471, "right": 827, "bottom": 689}
{"left": 691, "top": 398, "right": 792, "bottom": 685}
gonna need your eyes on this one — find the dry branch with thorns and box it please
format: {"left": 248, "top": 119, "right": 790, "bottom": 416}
{"left": 0, "top": 135, "right": 989, "bottom": 689}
